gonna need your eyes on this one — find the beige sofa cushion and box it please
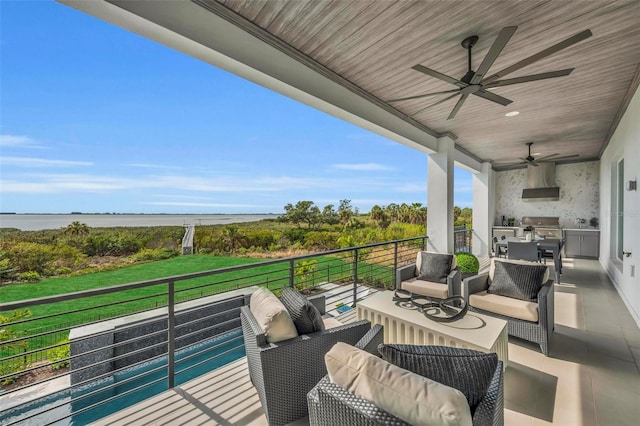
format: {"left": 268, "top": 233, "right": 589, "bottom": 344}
{"left": 325, "top": 342, "right": 472, "bottom": 426}
{"left": 323, "top": 317, "right": 344, "bottom": 329}
{"left": 400, "top": 278, "right": 449, "bottom": 299}
{"left": 249, "top": 287, "right": 298, "bottom": 343}
{"left": 489, "top": 258, "right": 550, "bottom": 283}
{"left": 469, "top": 291, "right": 539, "bottom": 322}
{"left": 401, "top": 278, "right": 448, "bottom": 299}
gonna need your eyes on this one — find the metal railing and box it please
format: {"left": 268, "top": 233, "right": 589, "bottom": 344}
{"left": 0, "top": 236, "right": 426, "bottom": 425}
{"left": 454, "top": 227, "right": 473, "bottom": 253}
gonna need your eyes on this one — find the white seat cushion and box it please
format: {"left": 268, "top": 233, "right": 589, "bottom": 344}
{"left": 323, "top": 317, "right": 343, "bottom": 329}
{"left": 469, "top": 291, "right": 539, "bottom": 322}
{"left": 401, "top": 278, "right": 448, "bottom": 299}
{"left": 325, "top": 342, "right": 472, "bottom": 426}
{"left": 249, "top": 287, "right": 298, "bottom": 343}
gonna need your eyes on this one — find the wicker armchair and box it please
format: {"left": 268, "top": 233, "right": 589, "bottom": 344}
{"left": 307, "top": 336, "right": 503, "bottom": 426}
{"left": 463, "top": 271, "right": 554, "bottom": 356}
{"left": 240, "top": 306, "right": 371, "bottom": 426}
{"left": 396, "top": 251, "right": 461, "bottom": 300}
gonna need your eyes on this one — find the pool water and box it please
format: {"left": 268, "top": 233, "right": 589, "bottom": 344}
{"left": 1, "top": 330, "right": 245, "bottom": 425}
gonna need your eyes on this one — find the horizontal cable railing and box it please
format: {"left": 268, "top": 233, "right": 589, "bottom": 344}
{"left": 0, "top": 236, "right": 427, "bottom": 425}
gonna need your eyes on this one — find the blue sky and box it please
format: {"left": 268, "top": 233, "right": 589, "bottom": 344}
{"left": 0, "top": 1, "right": 473, "bottom": 214}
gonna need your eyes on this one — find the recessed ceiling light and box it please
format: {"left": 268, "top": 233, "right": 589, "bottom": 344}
{"left": 505, "top": 111, "right": 520, "bottom": 117}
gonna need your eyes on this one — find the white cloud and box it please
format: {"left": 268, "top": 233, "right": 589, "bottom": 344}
{"left": 395, "top": 183, "right": 426, "bottom": 193}
{"left": 0, "top": 172, "right": 341, "bottom": 194}
{"left": 127, "top": 163, "right": 182, "bottom": 170}
{"left": 332, "top": 163, "right": 393, "bottom": 171}
{"left": 153, "top": 194, "right": 212, "bottom": 200}
{"left": 144, "top": 201, "right": 261, "bottom": 208}
{"left": 1, "top": 157, "right": 93, "bottom": 167}
{"left": 0, "top": 135, "right": 42, "bottom": 148}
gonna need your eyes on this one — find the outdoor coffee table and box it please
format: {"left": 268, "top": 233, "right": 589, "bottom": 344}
{"left": 357, "top": 291, "right": 508, "bottom": 366}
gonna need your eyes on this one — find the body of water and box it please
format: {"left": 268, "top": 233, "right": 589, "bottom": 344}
{"left": 0, "top": 330, "right": 245, "bottom": 425}
{"left": 0, "top": 214, "right": 279, "bottom": 231}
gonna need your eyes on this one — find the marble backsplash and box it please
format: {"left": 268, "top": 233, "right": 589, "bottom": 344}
{"left": 495, "top": 161, "right": 600, "bottom": 228}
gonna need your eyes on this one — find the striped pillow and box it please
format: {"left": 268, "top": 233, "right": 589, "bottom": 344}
{"left": 488, "top": 260, "right": 547, "bottom": 301}
{"left": 280, "top": 288, "right": 325, "bottom": 335}
{"left": 378, "top": 344, "right": 498, "bottom": 409}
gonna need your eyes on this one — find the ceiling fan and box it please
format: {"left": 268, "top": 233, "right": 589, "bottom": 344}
{"left": 493, "top": 142, "right": 579, "bottom": 169}
{"left": 389, "top": 26, "right": 592, "bottom": 119}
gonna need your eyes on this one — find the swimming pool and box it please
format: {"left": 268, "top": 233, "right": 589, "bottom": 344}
{"left": 1, "top": 329, "right": 245, "bottom": 425}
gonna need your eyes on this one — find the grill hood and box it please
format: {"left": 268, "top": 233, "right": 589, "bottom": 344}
{"left": 522, "top": 163, "right": 560, "bottom": 201}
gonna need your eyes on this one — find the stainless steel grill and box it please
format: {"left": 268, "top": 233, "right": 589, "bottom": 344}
{"left": 520, "top": 217, "right": 562, "bottom": 239}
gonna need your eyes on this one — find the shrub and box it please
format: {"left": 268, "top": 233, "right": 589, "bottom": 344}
{"left": 4, "top": 242, "right": 56, "bottom": 274}
{"left": 0, "top": 358, "right": 27, "bottom": 385}
{"left": 47, "top": 340, "right": 70, "bottom": 370}
{"left": 130, "top": 248, "right": 179, "bottom": 262}
{"left": 18, "top": 271, "right": 41, "bottom": 282}
{"left": 455, "top": 252, "right": 480, "bottom": 274}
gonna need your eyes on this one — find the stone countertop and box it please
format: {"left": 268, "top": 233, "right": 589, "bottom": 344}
{"left": 492, "top": 226, "right": 520, "bottom": 229}
{"left": 563, "top": 228, "right": 600, "bottom": 232}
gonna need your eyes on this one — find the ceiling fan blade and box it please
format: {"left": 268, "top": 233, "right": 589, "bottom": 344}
{"left": 485, "top": 68, "right": 575, "bottom": 87}
{"left": 447, "top": 94, "right": 469, "bottom": 119}
{"left": 535, "top": 153, "right": 561, "bottom": 161}
{"left": 388, "top": 89, "right": 460, "bottom": 102}
{"left": 409, "top": 93, "right": 460, "bottom": 116}
{"left": 471, "top": 26, "right": 518, "bottom": 84}
{"left": 546, "top": 154, "right": 580, "bottom": 161}
{"left": 473, "top": 89, "right": 513, "bottom": 106}
{"left": 412, "top": 64, "right": 466, "bottom": 87}
{"left": 482, "top": 29, "right": 592, "bottom": 85}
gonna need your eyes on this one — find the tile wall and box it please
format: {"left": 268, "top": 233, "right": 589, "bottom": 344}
{"left": 495, "top": 161, "right": 600, "bottom": 228}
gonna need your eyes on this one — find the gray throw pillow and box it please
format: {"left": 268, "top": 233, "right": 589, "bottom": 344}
{"left": 417, "top": 252, "right": 453, "bottom": 283}
{"left": 280, "top": 287, "right": 325, "bottom": 334}
{"left": 378, "top": 344, "right": 498, "bottom": 409}
{"left": 488, "top": 260, "right": 547, "bottom": 301}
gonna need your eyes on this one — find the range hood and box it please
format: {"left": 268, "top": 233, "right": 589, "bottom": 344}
{"left": 522, "top": 163, "right": 560, "bottom": 202}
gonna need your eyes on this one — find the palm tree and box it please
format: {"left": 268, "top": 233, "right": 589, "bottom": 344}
{"left": 221, "top": 225, "right": 244, "bottom": 252}
{"left": 64, "top": 221, "right": 89, "bottom": 237}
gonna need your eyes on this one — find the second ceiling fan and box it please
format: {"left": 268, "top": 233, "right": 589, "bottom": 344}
{"left": 493, "top": 142, "right": 580, "bottom": 169}
{"left": 389, "top": 26, "right": 592, "bottom": 119}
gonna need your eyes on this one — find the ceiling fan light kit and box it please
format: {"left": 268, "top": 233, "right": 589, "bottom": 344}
{"left": 390, "top": 26, "right": 592, "bottom": 120}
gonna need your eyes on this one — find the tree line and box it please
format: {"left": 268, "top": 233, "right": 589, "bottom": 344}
{"left": 0, "top": 202, "right": 472, "bottom": 283}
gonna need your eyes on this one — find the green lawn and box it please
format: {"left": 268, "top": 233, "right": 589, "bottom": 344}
{"left": 0, "top": 253, "right": 396, "bottom": 362}
{"left": 0, "top": 255, "right": 364, "bottom": 354}
{"left": 0, "top": 255, "right": 263, "bottom": 303}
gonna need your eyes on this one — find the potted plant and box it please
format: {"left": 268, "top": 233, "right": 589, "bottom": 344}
{"left": 455, "top": 252, "right": 480, "bottom": 280}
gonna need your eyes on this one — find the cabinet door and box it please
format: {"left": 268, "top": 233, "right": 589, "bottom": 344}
{"left": 564, "top": 233, "right": 581, "bottom": 257}
{"left": 581, "top": 234, "right": 600, "bottom": 258}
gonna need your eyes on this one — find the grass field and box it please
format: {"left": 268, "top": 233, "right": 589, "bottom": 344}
{"left": 1, "top": 253, "right": 396, "bottom": 359}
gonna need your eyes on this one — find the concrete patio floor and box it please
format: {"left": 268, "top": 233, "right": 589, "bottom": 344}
{"left": 94, "top": 259, "right": 640, "bottom": 426}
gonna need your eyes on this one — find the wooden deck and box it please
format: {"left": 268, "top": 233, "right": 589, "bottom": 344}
{"left": 94, "top": 258, "right": 640, "bottom": 426}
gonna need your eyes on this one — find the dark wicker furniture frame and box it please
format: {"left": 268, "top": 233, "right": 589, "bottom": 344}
{"left": 463, "top": 272, "right": 554, "bottom": 356}
{"left": 307, "top": 325, "right": 504, "bottom": 426}
{"left": 240, "top": 305, "right": 371, "bottom": 426}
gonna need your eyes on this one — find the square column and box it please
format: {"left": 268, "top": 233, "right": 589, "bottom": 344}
{"left": 427, "top": 137, "right": 454, "bottom": 253}
{"left": 472, "top": 162, "right": 495, "bottom": 257}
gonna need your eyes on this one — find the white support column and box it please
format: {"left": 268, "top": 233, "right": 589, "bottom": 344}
{"left": 427, "top": 136, "right": 455, "bottom": 253}
{"left": 472, "top": 162, "right": 495, "bottom": 257}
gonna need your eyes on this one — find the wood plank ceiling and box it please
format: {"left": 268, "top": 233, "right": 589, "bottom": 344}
{"left": 211, "top": 0, "right": 640, "bottom": 169}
